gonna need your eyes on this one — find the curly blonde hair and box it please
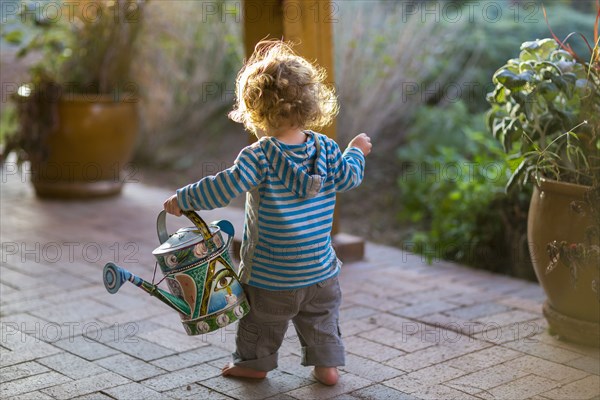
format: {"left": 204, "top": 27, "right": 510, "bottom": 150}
{"left": 229, "top": 40, "right": 339, "bottom": 136}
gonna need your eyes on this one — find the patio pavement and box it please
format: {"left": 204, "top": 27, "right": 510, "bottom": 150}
{"left": 1, "top": 169, "right": 599, "bottom": 400}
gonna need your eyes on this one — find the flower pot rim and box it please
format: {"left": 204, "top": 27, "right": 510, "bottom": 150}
{"left": 535, "top": 177, "right": 592, "bottom": 197}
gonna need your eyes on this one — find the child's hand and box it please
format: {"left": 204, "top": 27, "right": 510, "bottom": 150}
{"left": 349, "top": 133, "right": 372, "bottom": 156}
{"left": 163, "top": 194, "right": 182, "bottom": 216}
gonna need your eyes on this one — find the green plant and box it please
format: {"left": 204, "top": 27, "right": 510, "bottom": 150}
{"left": 486, "top": 36, "right": 599, "bottom": 191}
{"left": 486, "top": 8, "right": 600, "bottom": 288}
{"left": 0, "top": 0, "right": 148, "bottom": 164}
{"left": 461, "top": 3, "right": 596, "bottom": 114}
{"left": 397, "top": 102, "right": 533, "bottom": 278}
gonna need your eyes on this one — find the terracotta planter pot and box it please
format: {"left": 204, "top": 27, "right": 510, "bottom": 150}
{"left": 31, "top": 95, "right": 139, "bottom": 198}
{"left": 528, "top": 179, "right": 599, "bottom": 346}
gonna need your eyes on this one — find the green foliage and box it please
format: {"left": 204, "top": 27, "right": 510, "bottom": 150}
{"left": 487, "top": 38, "right": 600, "bottom": 190}
{"left": 397, "top": 102, "right": 533, "bottom": 278}
{"left": 2, "top": 0, "right": 147, "bottom": 94}
{"left": 1, "top": 0, "right": 148, "bottom": 165}
{"left": 0, "top": 104, "right": 18, "bottom": 145}
{"left": 445, "top": 2, "right": 596, "bottom": 114}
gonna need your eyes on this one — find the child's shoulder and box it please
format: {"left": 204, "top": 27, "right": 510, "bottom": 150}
{"left": 239, "top": 140, "right": 266, "bottom": 155}
{"left": 236, "top": 140, "right": 268, "bottom": 163}
{"left": 309, "top": 131, "right": 341, "bottom": 152}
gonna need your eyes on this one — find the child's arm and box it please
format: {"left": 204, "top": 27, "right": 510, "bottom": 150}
{"left": 332, "top": 133, "right": 372, "bottom": 192}
{"left": 164, "top": 146, "right": 264, "bottom": 215}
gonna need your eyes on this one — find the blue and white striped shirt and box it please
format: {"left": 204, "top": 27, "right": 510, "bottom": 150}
{"left": 177, "top": 131, "right": 365, "bottom": 290}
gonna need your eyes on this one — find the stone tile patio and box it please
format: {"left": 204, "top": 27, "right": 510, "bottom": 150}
{"left": 1, "top": 171, "right": 599, "bottom": 399}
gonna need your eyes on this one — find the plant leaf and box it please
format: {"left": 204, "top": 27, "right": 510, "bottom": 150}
{"left": 506, "top": 157, "right": 529, "bottom": 193}
{"left": 520, "top": 38, "right": 558, "bottom": 60}
{"left": 2, "top": 30, "right": 23, "bottom": 45}
{"left": 495, "top": 69, "right": 533, "bottom": 90}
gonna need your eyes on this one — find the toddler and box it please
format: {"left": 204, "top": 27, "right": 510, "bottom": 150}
{"left": 164, "top": 40, "right": 371, "bottom": 385}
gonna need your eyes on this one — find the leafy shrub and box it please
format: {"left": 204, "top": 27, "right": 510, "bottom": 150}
{"left": 453, "top": 1, "right": 596, "bottom": 114}
{"left": 487, "top": 38, "right": 599, "bottom": 189}
{"left": 397, "top": 101, "right": 534, "bottom": 279}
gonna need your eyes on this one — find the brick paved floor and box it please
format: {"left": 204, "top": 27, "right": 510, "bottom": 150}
{"left": 1, "top": 171, "right": 599, "bottom": 399}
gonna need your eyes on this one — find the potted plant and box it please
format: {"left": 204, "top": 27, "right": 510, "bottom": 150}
{"left": 486, "top": 16, "right": 599, "bottom": 346}
{"left": 1, "top": 0, "right": 147, "bottom": 198}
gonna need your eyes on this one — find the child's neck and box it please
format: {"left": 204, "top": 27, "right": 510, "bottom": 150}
{"left": 272, "top": 127, "right": 306, "bottom": 145}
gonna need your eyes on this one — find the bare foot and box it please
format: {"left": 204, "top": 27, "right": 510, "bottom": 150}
{"left": 313, "top": 366, "right": 339, "bottom": 385}
{"left": 221, "top": 363, "right": 267, "bottom": 379}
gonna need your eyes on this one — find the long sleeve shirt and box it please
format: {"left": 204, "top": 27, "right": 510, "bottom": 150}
{"left": 177, "top": 130, "right": 365, "bottom": 290}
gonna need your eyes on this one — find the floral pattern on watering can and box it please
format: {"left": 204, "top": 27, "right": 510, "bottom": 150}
{"left": 157, "top": 228, "right": 224, "bottom": 272}
{"left": 152, "top": 210, "right": 249, "bottom": 335}
{"left": 102, "top": 210, "right": 250, "bottom": 336}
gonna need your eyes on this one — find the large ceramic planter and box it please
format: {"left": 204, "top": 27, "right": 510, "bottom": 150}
{"left": 528, "top": 179, "right": 599, "bottom": 346}
{"left": 31, "top": 95, "right": 138, "bottom": 198}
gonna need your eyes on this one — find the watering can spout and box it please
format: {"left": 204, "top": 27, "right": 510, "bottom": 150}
{"left": 103, "top": 263, "right": 191, "bottom": 316}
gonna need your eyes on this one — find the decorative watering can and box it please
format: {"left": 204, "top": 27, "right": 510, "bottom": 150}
{"left": 103, "top": 210, "right": 250, "bottom": 335}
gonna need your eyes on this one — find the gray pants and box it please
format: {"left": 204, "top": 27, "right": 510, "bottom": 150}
{"left": 233, "top": 275, "right": 344, "bottom": 371}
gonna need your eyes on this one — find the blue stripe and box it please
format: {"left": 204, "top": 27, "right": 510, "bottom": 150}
{"left": 204, "top": 179, "right": 222, "bottom": 207}
{"left": 178, "top": 188, "right": 190, "bottom": 209}
{"left": 260, "top": 226, "right": 332, "bottom": 242}
{"left": 259, "top": 192, "right": 335, "bottom": 209}
{"left": 259, "top": 218, "right": 333, "bottom": 234}
{"left": 254, "top": 246, "right": 329, "bottom": 261}
{"left": 197, "top": 183, "right": 213, "bottom": 209}
{"left": 261, "top": 182, "right": 335, "bottom": 199}
{"left": 301, "top": 172, "right": 309, "bottom": 195}
{"left": 258, "top": 209, "right": 334, "bottom": 226}
{"left": 252, "top": 265, "right": 329, "bottom": 278}
{"left": 274, "top": 151, "right": 283, "bottom": 179}
{"left": 220, "top": 175, "right": 237, "bottom": 201}
{"left": 281, "top": 157, "right": 290, "bottom": 188}
{"left": 228, "top": 171, "right": 245, "bottom": 194}
{"left": 238, "top": 158, "right": 259, "bottom": 181}
{"left": 256, "top": 235, "right": 331, "bottom": 250}
{"left": 191, "top": 187, "right": 203, "bottom": 207}
{"left": 255, "top": 237, "right": 331, "bottom": 255}
{"left": 212, "top": 178, "right": 229, "bottom": 206}
{"left": 237, "top": 166, "right": 254, "bottom": 189}
{"left": 254, "top": 246, "right": 332, "bottom": 265}
{"left": 260, "top": 187, "right": 290, "bottom": 194}
{"left": 244, "top": 148, "right": 260, "bottom": 165}
{"left": 258, "top": 199, "right": 336, "bottom": 218}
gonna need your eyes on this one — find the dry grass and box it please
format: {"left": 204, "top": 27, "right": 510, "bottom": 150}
{"left": 333, "top": 2, "right": 482, "bottom": 149}
{"left": 134, "top": 1, "right": 244, "bottom": 168}
{"left": 134, "top": 1, "right": 488, "bottom": 167}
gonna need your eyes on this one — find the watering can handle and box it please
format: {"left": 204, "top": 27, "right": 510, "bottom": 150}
{"left": 156, "top": 210, "right": 213, "bottom": 244}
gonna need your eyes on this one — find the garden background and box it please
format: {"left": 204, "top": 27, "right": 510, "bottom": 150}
{"left": 1, "top": 0, "right": 596, "bottom": 280}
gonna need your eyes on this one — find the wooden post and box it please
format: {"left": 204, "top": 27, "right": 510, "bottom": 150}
{"left": 242, "top": 0, "right": 364, "bottom": 261}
